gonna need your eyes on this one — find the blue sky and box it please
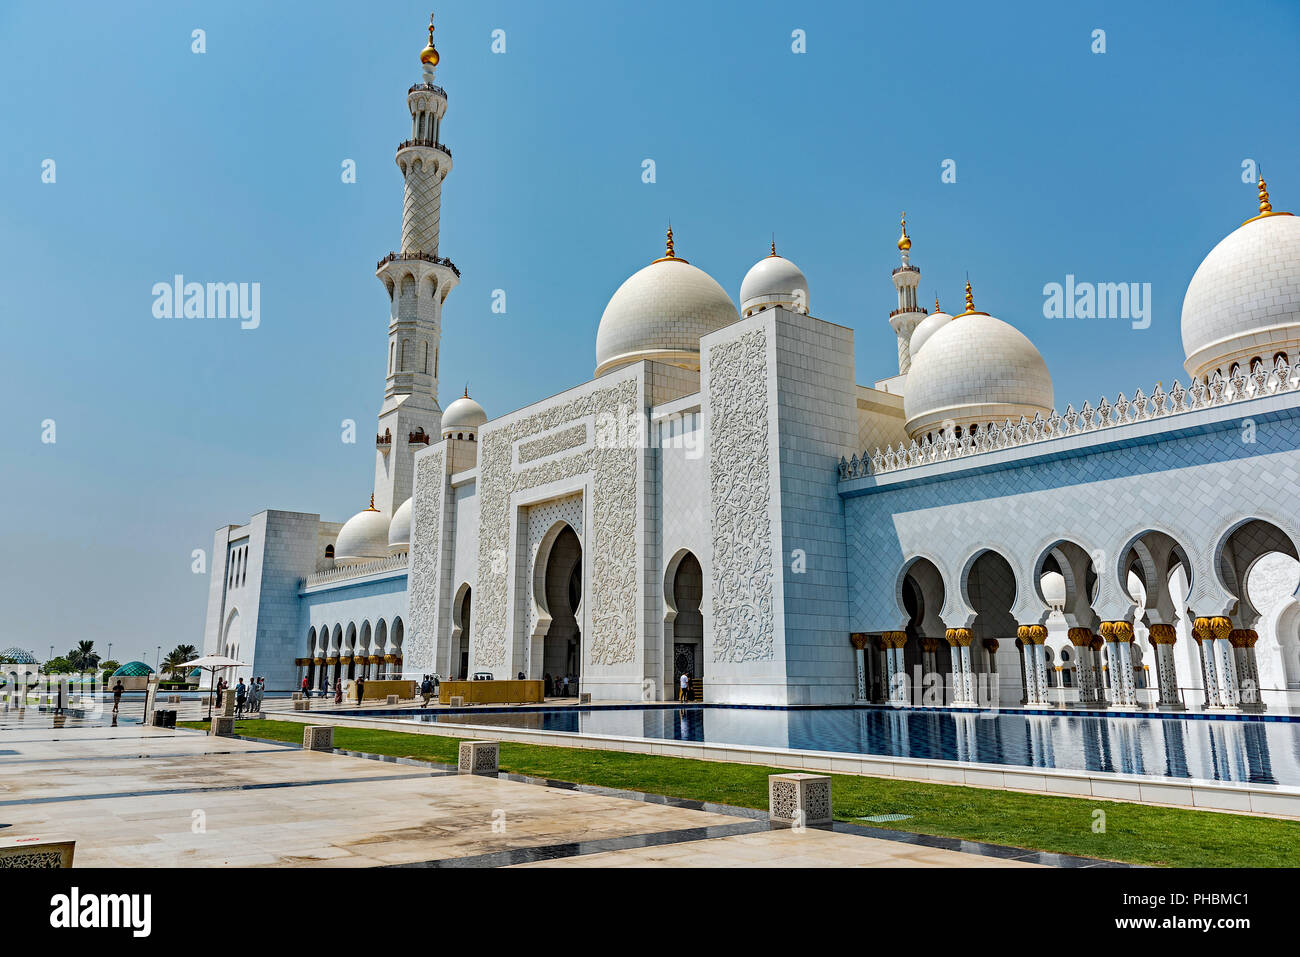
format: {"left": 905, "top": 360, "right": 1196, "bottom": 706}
{"left": 1, "top": 0, "right": 1296, "bottom": 668}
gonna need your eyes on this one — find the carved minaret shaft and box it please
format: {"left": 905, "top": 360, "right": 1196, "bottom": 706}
{"left": 889, "top": 213, "right": 926, "bottom": 374}
{"left": 371, "top": 15, "right": 460, "bottom": 516}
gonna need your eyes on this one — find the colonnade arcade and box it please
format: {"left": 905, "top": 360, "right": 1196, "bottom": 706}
{"left": 852, "top": 517, "right": 1299, "bottom": 713}
{"left": 296, "top": 617, "right": 405, "bottom": 690}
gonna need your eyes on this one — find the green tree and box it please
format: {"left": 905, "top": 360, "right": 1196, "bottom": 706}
{"left": 100, "top": 660, "right": 121, "bottom": 683}
{"left": 163, "top": 644, "right": 197, "bottom": 679}
{"left": 44, "top": 656, "right": 72, "bottom": 675}
{"left": 66, "top": 640, "right": 101, "bottom": 675}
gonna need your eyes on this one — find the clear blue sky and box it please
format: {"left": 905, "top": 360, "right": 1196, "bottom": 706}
{"left": 1, "top": 0, "right": 1296, "bottom": 667}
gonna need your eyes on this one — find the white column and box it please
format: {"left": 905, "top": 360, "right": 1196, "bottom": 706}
{"left": 1194, "top": 622, "right": 1222, "bottom": 709}
{"left": 1233, "top": 630, "right": 1265, "bottom": 712}
{"left": 851, "top": 637, "right": 868, "bottom": 701}
{"left": 1148, "top": 625, "right": 1183, "bottom": 710}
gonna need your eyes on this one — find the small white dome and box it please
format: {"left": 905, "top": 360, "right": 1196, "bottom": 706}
{"left": 388, "top": 498, "right": 412, "bottom": 554}
{"left": 903, "top": 297, "right": 1053, "bottom": 440}
{"left": 594, "top": 231, "right": 739, "bottom": 377}
{"left": 441, "top": 391, "right": 487, "bottom": 435}
{"left": 909, "top": 309, "right": 952, "bottom": 358}
{"left": 335, "top": 503, "right": 390, "bottom": 565}
{"left": 1040, "top": 571, "right": 1067, "bottom": 609}
{"left": 740, "top": 248, "right": 809, "bottom": 317}
{"left": 1181, "top": 208, "right": 1300, "bottom": 381}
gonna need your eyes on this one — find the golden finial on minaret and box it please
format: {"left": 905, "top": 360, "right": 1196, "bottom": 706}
{"left": 770, "top": 236, "right": 777, "bottom": 257}
{"left": 420, "top": 13, "right": 440, "bottom": 66}
{"left": 897, "top": 212, "right": 912, "bottom": 252}
{"left": 366, "top": 493, "right": 379, "bottom": 512}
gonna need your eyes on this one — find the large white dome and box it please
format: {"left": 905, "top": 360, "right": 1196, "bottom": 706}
{"left": 594, "top": 230, "right": 739, "bottom": 377}
{"left": 909, "top": 307, "right": 952, "bottom": 358}
{"left": 1181, "top": 194, "right": 1300, "bottom": 381}
{"left": 740, "top": 247, "right": 809, "bottom": 317}
{"left": 388, "top": 497, "right": 412, "bottom": 554}
{"left": 904, "top": 296, "right": 1053, "bottom": 440}
{"left": 441, "top": 390, "right": 486, "bottom": 436}
{"left": 335, "top": 502, "right": 390, "bottom": 565}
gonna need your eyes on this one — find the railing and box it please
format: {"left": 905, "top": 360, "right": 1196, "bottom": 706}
{"left": 396, "top": 137, "right": 451, "bottom": 159}
{"left": 408, "top": 82, "right": 447, "bottom": 98}
{"left": 303, "top": 552, "right": 408, "bottom": 589}
{"left": 843, "top": 360, "right": 1300, "bottom": 479}
{"left": 376, "top": 251, "right": 461, "bottom": 278}
{"left": 409, "top": 428, "right": 430, "bottom": 445}
{"left": 889, "top": 306, "right": 927, "bottom": 319}
{"left": 891, "top": 265, "right": 920, "bottom": 276}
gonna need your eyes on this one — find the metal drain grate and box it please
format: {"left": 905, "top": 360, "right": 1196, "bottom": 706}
{"left": 855, "top": 813, "right": 913, "bottom": 823}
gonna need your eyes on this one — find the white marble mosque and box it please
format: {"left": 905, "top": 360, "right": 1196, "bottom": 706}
{"left": 201, "top": 18, "right": 1300, "bottom": 713}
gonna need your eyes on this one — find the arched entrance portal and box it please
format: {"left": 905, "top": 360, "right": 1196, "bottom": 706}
{"left": 541, "top": 526, "right": 582, "bottom": 694}
{"left": 453, "top": 585, "right": 472, "bottom": 680}
{"left": 666, "top": 551, "right": 703, "bottom": 700}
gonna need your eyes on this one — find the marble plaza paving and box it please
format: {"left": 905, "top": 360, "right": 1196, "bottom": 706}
{"left": 0, "top": 710, "right": 1047, "bottom": 868}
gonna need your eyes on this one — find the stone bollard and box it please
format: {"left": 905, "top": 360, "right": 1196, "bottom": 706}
{"left": 768, "top": 773, "right": 833, "bottom": 828}
{"left": 211, "top": 716, "right": 235, "bottom": 737}
{"left": 457, "top": 740, "right": 499, "bottom": 775}
{"left": 222, "top": 695, "right": 235, "bottom": 718}
{"left": 0, "top": 838, "right": 75, "bottom": 868}
{"left": 167, "top": 694, "right": 181, "bottom": 704}
{"left": 302, "top": 726, "right": 334, "bottom": 751}
{"left": 291, "top": 692, "right": 301, "bottom": 701}
{"left": 293, "top": 698, "right": 311, "bottom": 711}
{"left": 386, "top": 694, "right": 399, "bottom": 705}
{"left": 449, "top": 695, "right": 464, "bottom": 707}
{"left": 579, "top": 692, "right": 592, "bottom": 704}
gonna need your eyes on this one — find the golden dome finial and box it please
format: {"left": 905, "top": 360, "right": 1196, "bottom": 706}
{"left": 464, "top": 383, "right": 470, "bottom": 399}
{"left": 366, "top": 493, "right": 378, "bottom": 512}
{"left": 1258, "top": 174, "right": 1272, "bottom": 216}
{"left": 935, "top": 295, "right": 941, "bottom": 314}
{"left": 420, "top": 13, "right": 440, "bottom": 66}
{"left": 897, "top": 212, "right": 912, "bottom": 252}
{"left": 770, "top": 236, "right": 777, "bottom": 258}
{"left": 652, "top": 223, "right": 689, "bottom": 264}
{"left": 964, "top": 278, "right": 974, "bottom": 314}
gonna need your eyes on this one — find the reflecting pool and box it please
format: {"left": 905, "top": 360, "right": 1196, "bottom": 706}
{"left": 367, "top": 706, "right": 1300, "bottom": 787}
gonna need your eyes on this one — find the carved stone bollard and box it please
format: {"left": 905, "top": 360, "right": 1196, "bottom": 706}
{"left": 768, "top": 773, "right": 833, "bottom": 828}
{"left": 0, "top": 838, "right": 75, "bottom": 868}
{"left": 579, "top": 692, "right": 592, "bottom": 704}
{"left": 457, "top": 740, "right": 499, "bottom": 775}
{"left": 449, "top": 695, "right": 464, "bottom": 707}
{"left": 221, "top": 695, "right": 236, "bottom": 718}
{"left": 302, "top": 725, "right": 334, "bottom": 751}
{"left": 386, "top": 694, "right": 399, "bottom": 705}
{"left": 291, "top": 692, "right": 301, "bottom": 701}
{"left": 293, "top": 698, "right": 311, "bottom": 711}
{"left": 211, "top": 716, "right": 235, "bottom": 736}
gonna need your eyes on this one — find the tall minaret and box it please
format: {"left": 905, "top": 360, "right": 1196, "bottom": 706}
{"left": 372, "top": 14, "right": 460, "bottom": 516}
{"left": 889, "top": 212, "right": 926, "bottom": 374}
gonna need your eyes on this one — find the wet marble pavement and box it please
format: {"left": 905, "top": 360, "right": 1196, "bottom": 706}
{"left": 0, "top": 718, "right": 1046, "bottom": 868}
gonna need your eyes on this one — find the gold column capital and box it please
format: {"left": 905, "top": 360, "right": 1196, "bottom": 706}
{"left": 1191, "top": 617, "right": 1212, "bottom": 642}
{"left": 944, "top": 628, "right": 972, "bottom": 647}
{"left": 1208, "top": 616, "right": 1232, "bottom": 641}
{"left": 1067, "top": 627, "right": 1093, "bottom": 646}
{"left": 1148, "top": 623, "right": 1177, "bottom": 645}
{"left": 1229, "top": 629, "right": 1258, "bottom": 648}
{"left": 850, "top": 632, "right": 870, "bottom": 650}
{"left": 983, "top": 638, "right": 999, "bottom": 654}
{"left": 882, "top": 630, "right": 908, "bottom": 649}
{"left": 1100, "top": 620, "right": 1134, "bottom": 642}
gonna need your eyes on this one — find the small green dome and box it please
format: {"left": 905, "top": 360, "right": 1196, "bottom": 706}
{"left": 113, "top": 661, "right": 155, "bottom": 677}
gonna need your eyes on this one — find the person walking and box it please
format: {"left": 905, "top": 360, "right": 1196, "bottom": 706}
{"left": 234, "top": 678, "right": 247, "bottom": 717}
{"left": 301, "top": 675, "right": 310, "bottom": 698}
{"left": 420, "top": 676, "right": 434, "bottom": 707}
{"left": 112, "top": 679, "right": 125, "bottom": 715}
{"left": 334, "top": 679, "right": 343, "bottom": 706}
{"left": 355, "top": 675, "right": 365, "bottom": 707}
{"left": 678, "top": 670, "right": 690, "bottom": 703}
{"left": 319, "top": 676, "right": 328, "bottom": 699}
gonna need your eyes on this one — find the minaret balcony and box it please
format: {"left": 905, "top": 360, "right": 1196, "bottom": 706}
{"left": 376, "top": 430, "right": 393, "bottom": 454}
{"left": 891, "top": 264, "right": 921, "bottom": 276}
{"left": 408, "top": 82, "right": 447, "bottom": 99}
{"left": 396, "top": 138, "right": 451, "bottom": 160}
{"left": 408, "top": 428, "right": 431, "bottom": 447}
{"left": 376, "top": 251, "right": 460, "bottom": 279}
{"left": 889, "top": 306, "right": 928, "bottom": 319}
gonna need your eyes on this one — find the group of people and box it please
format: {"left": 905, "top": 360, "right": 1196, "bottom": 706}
{"left": 543, "top": 673, "right": 577, "bottom": 698}
{"left": 302, "top": 675, "right": 345, "bottom": 704}
{"left": 215, "top": 676, "right": 266, "bottom": 716}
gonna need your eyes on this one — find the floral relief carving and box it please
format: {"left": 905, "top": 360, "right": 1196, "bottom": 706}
{"left": 709, "top": 329, "right": 776, "bottom": 663}
{"left": 473, "top": 378, "right": 640, "bottom": 669}
{"left": 407, "top": 449, "right": 445, "bottom": 671}
{"left": 518, "top": 423, "right": 587, "bottom": 464}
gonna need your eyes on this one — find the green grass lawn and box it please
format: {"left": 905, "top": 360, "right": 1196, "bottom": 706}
{"left": 179, "top": 718, "right": 1300, "bottom": 867}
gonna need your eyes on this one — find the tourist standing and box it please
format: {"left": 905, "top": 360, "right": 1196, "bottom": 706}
{"left": 355, "top": 676, "right": 365, "bottom": 706}
{"left": 112, "top": 680, "right": 125, "bottom": 714}
{"left": 679, "top": 671, "right": 689, "bottom": 703}
{"left": 234, "top": 678, "right": 247, "bottom": 716}
{"left": 334, "top": 680, "right": 343, "bottom": 705}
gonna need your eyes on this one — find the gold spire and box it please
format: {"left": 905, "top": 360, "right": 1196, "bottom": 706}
{"left": 953, "top": 278, "right": 987, "bottom": 318}
{"left": 1243, "top": 172, "right": 1292, "bottom": 224}
{"left": 464, "top": 384, "right": 470, "bottom": 398}
{"left": 935, "top": 295, "right": 942, "bottom": 314}
{"left": 366, "top": 493, "right": 379, "bottom": 512}
{"left": 897, "top": 212, "right": 911, "bottom": 252}
{"left": 652, "top": 225, "right": 689, "bottom": 264}
{"left": 769, "top": 237, "right": 777, "bottom": 257}
{"left": 420, "top": 13, "right": 440, "bottom": 66}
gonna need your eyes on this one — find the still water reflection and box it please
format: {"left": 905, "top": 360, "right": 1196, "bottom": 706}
{"left": 400, "top": 706, "right": 1300, "bottom": 786}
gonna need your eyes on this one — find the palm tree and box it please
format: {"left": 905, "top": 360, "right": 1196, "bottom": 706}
{"left": 66, "top": 640, "right": 101, "bottom": 676}
{"left": 163, "top": 644, "right": 197, "bottom": 679}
